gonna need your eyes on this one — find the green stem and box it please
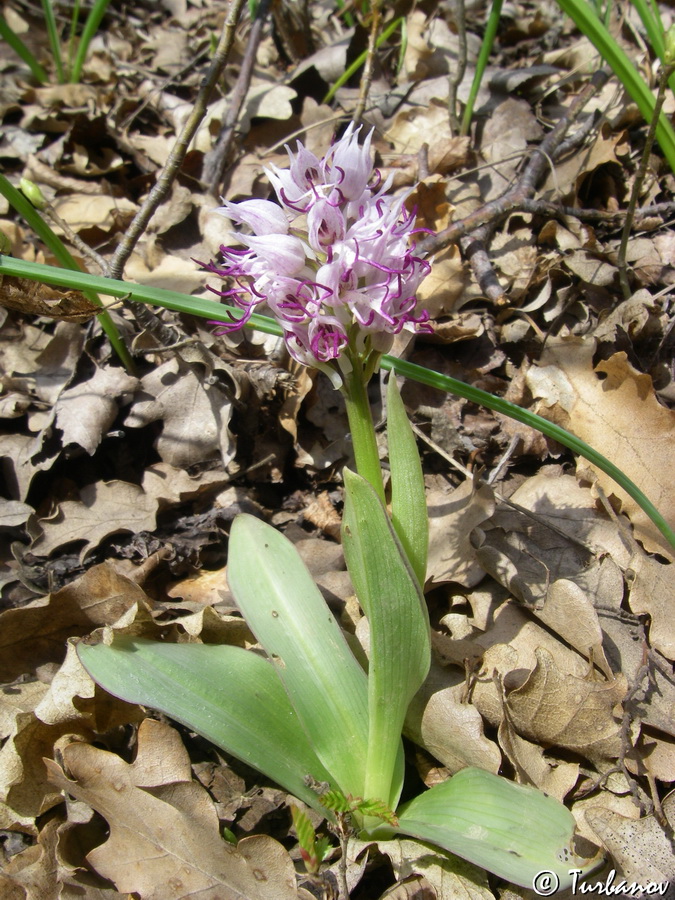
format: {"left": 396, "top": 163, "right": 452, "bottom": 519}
{"left": 460, "top": 0, "right": 503, "bottom": 136}
{"left": 341, "top": 362, "right": 386, "bottom": 505}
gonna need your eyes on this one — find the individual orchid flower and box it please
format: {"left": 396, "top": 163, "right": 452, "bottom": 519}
{"left": 204, "top": 123, "right": 432, "bottom": 387}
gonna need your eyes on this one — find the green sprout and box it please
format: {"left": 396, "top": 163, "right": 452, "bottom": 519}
{"left": 0, "top": 0, "right": 113, "bottom": 85}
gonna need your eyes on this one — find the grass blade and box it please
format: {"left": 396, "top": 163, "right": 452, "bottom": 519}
{"left": 461, "top": 0, "right": 504, "bottom": 136}
{"left": 40, "top": 0, "right": 65, "bottom": 83}
{"left": 69, "top": 0, "right": 113, "bottom": 83}
{"left": 0, "top": 15, "right": 48, "bottom": 83}
{"left": 0, "top": 179, "right": 132, "bottom": 371}
{"left": 557, "top": 0, "right": 675, "bottom": 173}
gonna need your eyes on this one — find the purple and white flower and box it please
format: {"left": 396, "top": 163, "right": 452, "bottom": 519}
{"left": 205, "top": 123, "right": 432, "bottom": 373}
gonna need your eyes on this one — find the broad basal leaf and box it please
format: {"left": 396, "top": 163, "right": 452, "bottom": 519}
{"left": 227, "top": 514, "right": 369, "bottom": 798}
{"left": 77, "top": 635, "right": 334, "bottom": 813}
{"left": 396, "top": 767, "right": 603, "bottom": 889}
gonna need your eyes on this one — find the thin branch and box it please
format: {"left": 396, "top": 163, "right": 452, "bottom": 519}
{"left": 203, "top": 0, "right": 272, "bottom": 195}
{"left": 447, "top": 0, "right": 467, "bottom": 135}
{"left": 106, "top": 0, "right": 247, "bottom": 281}
{"left": 419, "top": 70, "right": 611, "bottom": 260}
{"left": 353, "top": 0, "right": 382, "bottom": 125}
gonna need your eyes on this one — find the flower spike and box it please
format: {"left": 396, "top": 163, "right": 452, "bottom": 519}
{"left": 205, "top": 125, "right": 432, "bottom": 379}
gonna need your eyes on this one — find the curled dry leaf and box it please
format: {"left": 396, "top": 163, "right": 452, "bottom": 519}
{"left": 0, "top": 275, "right": 99, "bottom": 322}
{"left": 29, "top": 480, "right": 159, "bottom": 561}
{"left": 46, "top": 720, "right": 302, "bottom": 900}
{"left": 505, "top": 647, "right": 627, "bottom": 768}
{"left": 497, "top": 711, "right": 580, "bottom": 802}
{"left": 405, "top": 660, "right": 502, "bottom": 775}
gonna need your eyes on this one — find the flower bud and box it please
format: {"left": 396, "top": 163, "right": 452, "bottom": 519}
{"left": 665, "top": 24, "right": 675, "bottom": 66}
{"left": 19, "top": 178, "right": 47, "bottom": 210}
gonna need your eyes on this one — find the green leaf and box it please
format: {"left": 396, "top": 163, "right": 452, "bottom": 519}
{"left": 77, "top": 635, "right": 334, "bottom": 813}
{"left": 396, "top": 767, "right": 603, "bottom": 889}
{"left": 387, "top": 375, "right": 428, "bottom": 586}
{"left": 557, "top": 0, "right": 675, "bottom": 173}
{"left": 341, "top": 469, "right": 430, "bottom": 809}
{"left": 227, "top": 514, "right": 369, "bottom": 798}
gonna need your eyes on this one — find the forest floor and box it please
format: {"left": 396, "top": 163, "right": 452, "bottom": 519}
{"left": 0, "top": 1, "right": 674, "bottom": 898}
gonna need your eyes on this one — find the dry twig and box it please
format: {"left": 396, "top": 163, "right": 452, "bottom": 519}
{"left": 106, "top": 0, "right": 248, "bottom": 282}
{"left": 203, "top": 0, "right": 273, "bottom": 195}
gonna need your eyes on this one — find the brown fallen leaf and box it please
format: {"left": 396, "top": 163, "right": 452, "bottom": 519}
{"left": 377, "top": 837, "right": 493, "bottom": 900}
{"left": 0, "top": 320, "right": 84, "bottom": 405}
{"left": 54, "top": 364, "right": 139, "bottom": 455}
{"left": 46, "top": 720, "right": 302, "bottom": 900}
{"left": 626, "top": 553, "right": 675, "bottom": 662}
{"left": 497, "top": 709, "right": 580, "bottom": 801}
{"left": 405, "top": 660, "right": 502, "bottom": 775}
{"left": 426, "top": 479, "right": 495, "bottom": 587}
{"left": 124, "top": 357, "right": 235, "bottom": 468}
{"left": 0, "top": 815, "right": 60, "bottom": 900}
{"left": 29, "top": 480, "right": 159, "bottom": 560}
{"left": 0, "top": 275, "right": 100, "bottom": 322}
{"left": 585, "top": 795, "right": 675, "bottom": 896}
{"left": 0, "top": 562, "right": 150, "bottom": 681}
{"left": 505, "top": 647, "right": 627, "bottom": 768}
{"left": 527, "top": 338, "right": 675, "bottom": 560}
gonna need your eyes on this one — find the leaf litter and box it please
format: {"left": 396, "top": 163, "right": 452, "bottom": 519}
{"left": 0, "top": 1, "right": 674, "bottom": 897}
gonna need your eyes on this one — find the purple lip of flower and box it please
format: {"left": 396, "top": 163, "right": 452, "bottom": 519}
{"left": 204, "top": 122, "right": 433, "bottom": 370}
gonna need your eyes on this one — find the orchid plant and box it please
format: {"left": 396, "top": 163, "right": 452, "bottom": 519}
{"left": 77, "top": 126, "right": 602, "bottom": 890}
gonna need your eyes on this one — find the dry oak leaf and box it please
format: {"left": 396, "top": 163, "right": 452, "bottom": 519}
{"left": 377, "top": 837, "right": 493, "bottom": 900}
{"left": 46, "top": 724, "right": 302, "bottom": 900}
{"left": 29, "top": 480, "right": 158, "bottom": 560}
{"left": 124, "top": 357, "right": 235, "bottom": 468}
{"left": 626, "top": 553, "right": 675, "bottom": 662}
{"left": 54, "top": 364, "right": 139, "bottom": 455}
{"left": 526, "top": 338, "right": 675, "bottom": 560}
{"left": 0, "top": 815, "right": 60, "bottom": 900}
{"left": 426, "top": 479, "right": 495, "bottom": 587}
{"left": 405, "top": 660, "right": 502, "bottom": 775}
{"left": 0, "top": 561, "right": 149, "bottom": 681}
{"left": 505, "top": 647, "right": 627, "bottom": 767}
{"left": 585, "top": 795, "right": 675, "bottom": 898}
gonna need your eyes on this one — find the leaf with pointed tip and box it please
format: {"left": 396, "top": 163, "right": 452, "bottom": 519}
{"left": 342, "top": 469, "right": 430, "bottom": 809}
{"left": 396, "top": 767, "right": 603, "bottom": 888}
{"left": 227, "top": 514, "right": 369, "bottom": 798}
{"left": 77, "top": 635, "right": 333, "bottom": 813}
{"left": 387, "top": 375, "right": 428, "bottom": 586}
